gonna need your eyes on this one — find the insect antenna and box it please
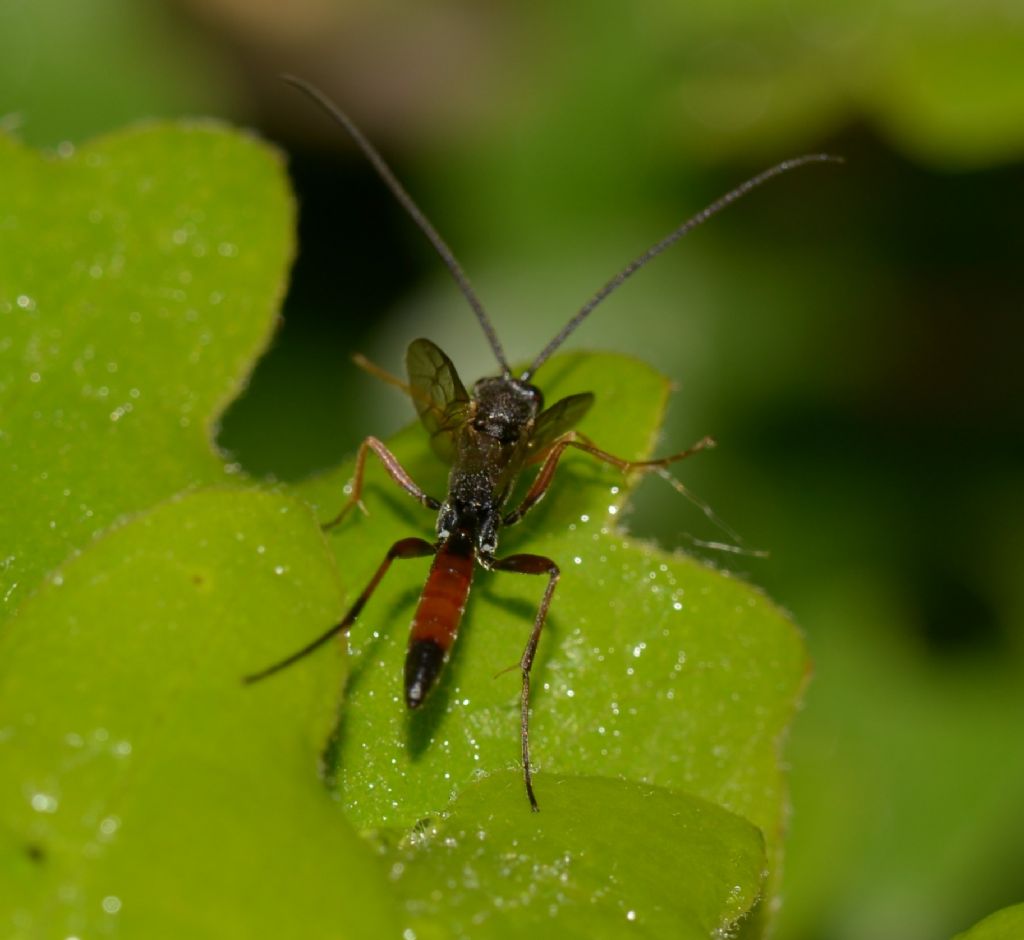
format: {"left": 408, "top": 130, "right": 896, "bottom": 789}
{"left": 523, "top": 153, "right": 842, "bottom": 380}
{"left": 282, "top": 74, "right": 512, "bottom": 376}
{"left": 653, "top": 466, "right": 768, "bottom": 557}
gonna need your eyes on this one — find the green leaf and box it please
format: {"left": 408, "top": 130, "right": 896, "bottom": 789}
{"left": 0, "top": 124, "right": 294, "bottom": 616}
{"left": 0, "top": 489, "right": 397, "bottom": 938}
{"left": 1, "top": 125, "right": 806, "bottom": 938}
{"left": 954, "top": 903, "right": 1024, "bottom": 940}
{"left": 296, "top": 352, "right": 806, "bottom": 924}
{"left": 391, "top": 772, "right": 766, "bottom": 940}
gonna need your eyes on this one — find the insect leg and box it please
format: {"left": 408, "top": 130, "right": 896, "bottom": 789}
{"left": 323, "top": 436, "right": 441, "bottom": 530}
{"left": 484, "top": 552, "right": 561, "bottom": 812}
{"left": 243, "top": 537, "right": 436, "bottom": 683}
{"left": 504, "top": 431, "right": 713, "bottom": 526}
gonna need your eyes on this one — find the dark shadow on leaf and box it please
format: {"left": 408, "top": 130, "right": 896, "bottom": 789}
{"left": 475, "top": 580, "right": 560, "bottom": 697}
{"left": 406, "top": 678, "right": 454, "bottom": 759}
{"left": 322, "top": 583, "right": 420, "bottom": 782}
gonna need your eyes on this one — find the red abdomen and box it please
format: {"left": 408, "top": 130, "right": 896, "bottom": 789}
{"left": 405, "top": 529, "right": 475, "bottom": 708}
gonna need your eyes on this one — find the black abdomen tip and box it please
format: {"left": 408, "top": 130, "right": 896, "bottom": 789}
{"left": 405, "top": 639, "right": 446, "bottom": 709}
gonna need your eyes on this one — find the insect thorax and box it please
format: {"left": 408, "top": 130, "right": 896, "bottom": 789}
{"left": 433, "top": 377, "right": 544, "bottom": 554}
{"left": 470, "top": 376, "right": 543, "bottom": 444}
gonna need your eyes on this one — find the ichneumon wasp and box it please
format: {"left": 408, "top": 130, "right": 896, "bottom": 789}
{"left": 245, "top": 75, "right": 836, "bottom": 811}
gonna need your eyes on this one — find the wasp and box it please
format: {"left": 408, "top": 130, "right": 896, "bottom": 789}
{"left": 245, "top": 75, "right": 834, "bottom": 810}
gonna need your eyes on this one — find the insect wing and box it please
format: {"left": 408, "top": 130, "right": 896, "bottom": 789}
{"left": 405, "top": 338, "right": 472, "bottom": 461}
{"left": 527, "top": 392, "right": 595, "bottom": 461}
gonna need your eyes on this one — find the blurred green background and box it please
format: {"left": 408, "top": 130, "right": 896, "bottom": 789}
{"left": 3, "top": 0, "right": 1022, "bottom": 937}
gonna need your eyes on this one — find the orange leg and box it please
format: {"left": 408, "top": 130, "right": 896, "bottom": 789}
{"left": 504, "top": 431, "right": 714, "bottom": 526}
{"left": 322, "top": 436, "right": 441, "bottom": 530}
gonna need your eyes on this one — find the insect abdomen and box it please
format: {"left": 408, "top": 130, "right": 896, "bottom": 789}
{"left": 405, "top": 529, "right": 475, "bottom": 708}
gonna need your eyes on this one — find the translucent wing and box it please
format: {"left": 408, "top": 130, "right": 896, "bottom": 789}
{"left": 405, "top": 338, "right": 472, "bottom": 462}
{"left": 527, "top": 392, "right": 595, "bottom": 462}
